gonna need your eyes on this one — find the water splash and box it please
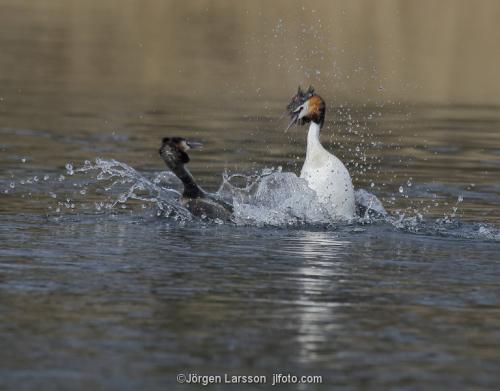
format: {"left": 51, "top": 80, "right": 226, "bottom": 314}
{"left": 387, "top": 212, "right": 500, "bottom": 241}
{"left": 7, "top": 157, "right": 498, "bottom": 241}
{"left": 218, "top": 169, "right": 331, "bottom": 227}
{"left": 71, "top": 158, "right": 193, "bottom": 219}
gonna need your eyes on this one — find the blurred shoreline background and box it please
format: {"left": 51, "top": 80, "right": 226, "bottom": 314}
{"left": 1, "top": 0, "right": 499, "bottom": 110}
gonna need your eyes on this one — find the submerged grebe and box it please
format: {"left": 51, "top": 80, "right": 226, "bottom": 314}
{"left": 159, "top": 137, "right": 233, "bottom": 220}
{"left": 286, "top": 86, "right": 356, "bottom": 220}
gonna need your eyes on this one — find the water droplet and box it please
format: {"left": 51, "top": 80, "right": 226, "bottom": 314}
{"left": 370, "top": 182, "right": 374, "bottom": 188}
{"left": 65, "top": 163, "right": 74, "bottom": 176}
{"left": 21, "top": 158, "right": 26, "bottom": 163}
{"left": 399, "top": 186, "right": 404, "bottom": 193}
{"left": 9, "top": 182, "right": 15, "bottom": 189}
{"left": 43, "top": 175, "right": 49, "bottom": 181}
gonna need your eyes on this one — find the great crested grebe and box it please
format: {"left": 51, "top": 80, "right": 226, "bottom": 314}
{"left": 159, "top": 137, "right": 233, "bottom": 221}
{"left": 286, "top": 86, "right": 356, "bottom": 220}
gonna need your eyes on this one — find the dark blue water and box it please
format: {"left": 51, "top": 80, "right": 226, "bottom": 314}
{"left": 1, "top": 211, "right": 500, "bottom": 391}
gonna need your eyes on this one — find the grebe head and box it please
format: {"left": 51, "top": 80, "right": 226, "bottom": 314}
{"left": 285, "top": 86, "right": 325, "bottom": 131}
{"left": 159, "top": 137, "right": 202, "bottom": 166}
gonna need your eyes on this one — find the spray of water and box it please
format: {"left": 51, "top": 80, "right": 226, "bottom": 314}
{"left": 72, "top": 158, "right": 193, "bottom": 220}
{"left": 3, "top": 157, "right": 499, "bottom": 241}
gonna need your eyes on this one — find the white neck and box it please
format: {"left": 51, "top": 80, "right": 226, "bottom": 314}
{"left": 306, "top": 121, "right": 322, "bottom": 156}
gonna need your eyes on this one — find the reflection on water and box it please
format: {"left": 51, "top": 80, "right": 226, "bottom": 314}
{"left": 293, "top": 232, "right": 350, "bottom": 364}
{"left": 1, "top": 1, "right": 500, "bottom": 390}
{"left": 3, "top": 217, "right": 499, "bottom": 390}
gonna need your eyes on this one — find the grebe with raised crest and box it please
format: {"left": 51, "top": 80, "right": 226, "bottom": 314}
{"left": 286, "top": 86, "right": 356, "bottom": 220}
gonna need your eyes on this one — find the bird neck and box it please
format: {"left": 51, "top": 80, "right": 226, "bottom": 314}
{"left": 168, "top": 162, "right": 205, "bottom": 199}
{"left": 306, "top": 121, "right": 323, "bottom": 156}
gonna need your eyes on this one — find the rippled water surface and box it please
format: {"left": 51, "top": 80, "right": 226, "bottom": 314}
{"left": 1, "top": 1, "right": 500, "bottom": 390}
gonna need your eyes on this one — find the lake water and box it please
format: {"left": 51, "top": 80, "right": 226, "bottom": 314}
{"left": 1, "top": 1, "right": 500, "bottom": 390}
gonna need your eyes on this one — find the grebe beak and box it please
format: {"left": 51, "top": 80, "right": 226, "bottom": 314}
{"left": 284, "top": 116, "right": 297, "bottom": 132}
{"left": 284, "top": 106, "right": 302, "bottom": 132}
{"left": 186, "top": 140, "right": 203, "bottom": 149}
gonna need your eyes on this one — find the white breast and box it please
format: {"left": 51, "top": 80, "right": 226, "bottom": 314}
{"left": 300, "top": 122, "right": 355, "bottom": 220}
